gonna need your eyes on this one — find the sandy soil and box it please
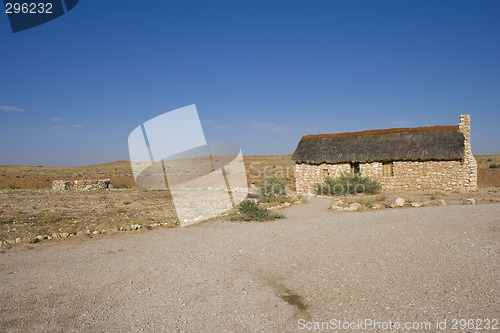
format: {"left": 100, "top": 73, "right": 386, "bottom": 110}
{"left": 1, "top": 199, "right": 499, "bottom": 332}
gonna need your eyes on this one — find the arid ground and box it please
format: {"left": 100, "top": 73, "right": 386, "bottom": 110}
{"left": 0, "top": 155, "right": 499, "bottom": 332}
{"left": 1, "top": 198, "right": 499, "bottom": 332}
{"left": 0, "top": 155, "right": 499, "bottom": 244}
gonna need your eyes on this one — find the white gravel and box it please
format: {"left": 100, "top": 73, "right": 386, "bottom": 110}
{"left": 1, "top": 198, "right": 499, "bottom": 332}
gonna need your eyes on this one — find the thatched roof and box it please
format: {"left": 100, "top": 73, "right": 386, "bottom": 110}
{"left": 292, "top": 125, "right": 465, "bottom": 164}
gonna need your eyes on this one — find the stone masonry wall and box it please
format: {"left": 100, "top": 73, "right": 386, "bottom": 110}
{"left": 459, "top": 115, "right": 478, "bottom": 191}
{"left": 295, "top": 163, "right": 350, "bottom": 193}
{"left": 295, "top": 115, "right": 478, "bottom": 193}
{"left": 52, "top": 179, "right": 112, "bottom": 191}
{"left": 295, "top": 160, "right": 467, "bottom": 193}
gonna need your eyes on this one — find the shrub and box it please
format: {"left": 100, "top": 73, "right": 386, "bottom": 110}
{"left": 0, "top": 217, "right": 14, "bottom": 225}
{"left": 42, "top": 212, "right": 63, "bottom": 224}
{"left": 490, "top": 163, "right": 500, "bottom": 169}
{"left": 315, "top": 173, "right": 381, "bottom": 195}
{"left": 116, "top": 207, "right": 126, "bottom": 214}
{"left": 258, "top": 176, "right": 287, "bottom": 203}
{"left": 231, "top": 200, "right": 284, "bottom": 222}
{"left": 8, "top": 183, "right": 20, "bottom": 189}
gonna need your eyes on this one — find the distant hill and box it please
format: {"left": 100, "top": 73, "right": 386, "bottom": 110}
{"left": 0, "top": 154, "right": 498, "bottom": 189}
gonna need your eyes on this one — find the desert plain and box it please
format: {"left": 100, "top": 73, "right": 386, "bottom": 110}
{"left": 0, "top": 154, "right": 499, "bottom": 332}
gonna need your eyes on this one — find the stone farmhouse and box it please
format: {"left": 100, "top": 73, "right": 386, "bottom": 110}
{"left": 292, "top": 115, "right": 477, "bottom": 193}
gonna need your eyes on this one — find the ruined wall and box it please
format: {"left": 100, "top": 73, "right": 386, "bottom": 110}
{"left": 52, "top": 179, "right": 112, "bottom": 191}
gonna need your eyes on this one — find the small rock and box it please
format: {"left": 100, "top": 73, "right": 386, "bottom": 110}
{"left": 466, "top": 198, "right": 475, "bottom": 205}
{"left": 438, "top": 200, "right": 447, "bottom": 206}
{"left": 47, "top": 236, "right": 53, "bottom": 240}
{"left": 92, "top": 230, "right": 100, "bottom": 235}
{"left": 60, "top": 233, "right": 69, "bottom": 238}
{"left": 371, "top": 203, "right": 383, "bottom": 209}
{"left": 52, "top": 233, "right": 60, "bottom": 239}
{"left": 77, "top": 230, "right": 87, "bottom": 237}
{"left": 410, "top": 202, "right": 422, "bottom": 208}
{"left": 349, "top": 203, "right": 362, "bottom": 211}
{"left": 395, "top": 198, "right": 405, "bottom": 207}
{"left": 15, "top": 238, "right": 22, "bottom": 244}
{"left": 86, "top": 230, "right": 91, "bottom": 235}
{"left": 36, "top": 235, "right": 46, "bottom": 241}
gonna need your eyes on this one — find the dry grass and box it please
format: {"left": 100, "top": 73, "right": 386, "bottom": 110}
{"left": 0, "top": 189, "right": 178, "bottom": 243}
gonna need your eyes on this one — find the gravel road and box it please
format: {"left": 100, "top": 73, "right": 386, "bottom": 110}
{"left": 1, "top": 198, "right": 499, "bottom": 332}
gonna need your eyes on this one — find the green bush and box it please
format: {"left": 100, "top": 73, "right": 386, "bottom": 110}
{"left": 258, "top": 176, "right": 287, "bottom": 203}
{"left": 231, "top": 200, "right": 284, "bottom": 222}
{"left": 490, "top": 163, "right": 500, "bottom": 169}
{"left": 114, "top": 182, "right": 131, "bottom": 189}
{"left": 8, "top": 183, "right": 20, "bottom": 189}
{"left": 42, "top": 212, "right": 63, "bottom": 224}
{"left": 315, "top": 173, "right": 381, "bottom": 195}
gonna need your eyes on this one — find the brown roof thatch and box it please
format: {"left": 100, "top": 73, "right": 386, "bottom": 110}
{"left": 292, "top": 125, "right": 465, "bottom": 164}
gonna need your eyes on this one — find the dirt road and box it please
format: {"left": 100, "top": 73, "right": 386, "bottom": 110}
{"left": 1, "top": 198, "right": 499, "bottom": 332}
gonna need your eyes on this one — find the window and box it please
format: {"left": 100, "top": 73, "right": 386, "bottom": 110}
{"left": 383, "top": 162, "right": 394, "bottom": 177}
{"left": 350, "top": 162, "right": 360, "bottom": 174}
{"left": 323, "top": 168, "right": 329, "bottom": 178}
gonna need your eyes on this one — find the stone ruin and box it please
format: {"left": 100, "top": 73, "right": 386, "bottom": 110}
{"left": 52, "top": 179, "right": 113, "bottom": 191}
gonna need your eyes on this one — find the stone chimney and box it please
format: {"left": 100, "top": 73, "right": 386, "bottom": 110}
{"left": 459, "top": 114, "right": 471, "bottom": 144}
{"left": 458, "top": 115, "right": 477, "bottom": 191}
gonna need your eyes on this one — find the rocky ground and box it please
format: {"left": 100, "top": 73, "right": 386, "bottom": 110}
{"left": 324, "top": 188, "right": 500, "bottom": 212}
{"left": 1, "top": 186, "right": 499, "bottom": 246}
{"left": 1, "top": 198, "right": 499, "bottom": 332}
{"left": 0, "top": 189, "right": 178, "bottom": 244}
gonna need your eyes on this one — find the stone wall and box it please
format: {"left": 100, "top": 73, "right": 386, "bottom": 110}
{"left": 459, "top": 115, "right": 478, "bottom": 191}
{"left": 295, "top": 115, "right": 478, "bottom": 193}
{"left": 295, "top": 160, "right": 472, "bottom": 193}
{"left": 52, "top": 179, "right": 112, "bottom": 191}
{"left": 295, "top": 162, "right": 349, "bottom": 193}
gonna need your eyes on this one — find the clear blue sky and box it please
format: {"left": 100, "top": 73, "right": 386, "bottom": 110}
{"left": 1, "top": 0, "right": 499, "bottom": 166}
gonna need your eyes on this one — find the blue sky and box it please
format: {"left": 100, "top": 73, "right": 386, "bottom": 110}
{"left": 1, "top": 0, "right": 499, "bottom": 166}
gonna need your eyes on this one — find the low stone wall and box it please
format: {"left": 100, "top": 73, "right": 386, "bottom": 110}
{"left": 52, "top": 179, "right": 112, "bottom": 191}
